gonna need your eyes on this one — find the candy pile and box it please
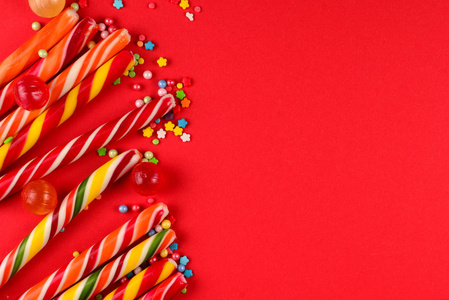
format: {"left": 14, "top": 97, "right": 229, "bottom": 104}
{"left": 0, "top": 3, "right": 196, "bottom": 299}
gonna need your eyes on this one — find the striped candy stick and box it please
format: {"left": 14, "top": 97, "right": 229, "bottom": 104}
{"left": 0, "top": 149, "right": 142, "bottom": 288}
{"left": 56, "top": 230, "right": 177, "bottom": 300}
{"left": 18, "top": 203, "right": 169, "bottom": 300}
{"left": 103, "top": 259, "right": 178, "bottom": 300}
{"left": 0, "top": 17, "right": 99, "bottom": 116}
{"left": 137, "top": 273, "right": 188, "bottom": 300}
{"left": 0, "top": 28, "right": 131, "bottom": 144}
{"left": 0, "top": 8, "right": 79, "bottom": 88}
{"left": 0, "top": 50, "right": 135, "bottom": 171}
{"left": 0, "top": 94, "right": 175, "bottom": 201}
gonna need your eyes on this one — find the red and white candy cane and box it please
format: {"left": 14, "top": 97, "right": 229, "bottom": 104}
{"left": 0, "top": 94, "right": 175, "bottom": 201}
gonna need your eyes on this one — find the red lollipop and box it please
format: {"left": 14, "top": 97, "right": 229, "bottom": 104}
{"left": 13, "top": 75, "right": 50, "bottom": 110}
{"left": 130, "top": 162, "right": 165, "bottom": 196}
{"left": 21, "top": 180, "right": 58, "bottom": 215}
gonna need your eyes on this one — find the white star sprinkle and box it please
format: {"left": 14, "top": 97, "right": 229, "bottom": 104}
{"left": 157, "top": 128, "right": 167, "bottom": 139}
{"left": 180, "top": 133, "right": 191, "bottom": 142}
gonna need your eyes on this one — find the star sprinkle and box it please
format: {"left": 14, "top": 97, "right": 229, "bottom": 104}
{"left": 149, "top": 157, "right": 159, "bottom": 164}
{"left": 173, "top": 126, "right": 183, "bottom": 136}
{"left": 157, "top": 128, "right": 167, "bottom": 139}
{"left": 144, "top": 41, "right": 155, "bottom": 51}
{"left": 176, "top": 90, "right": 186, "bottom": 100}
{"left": 184, "top": 269, "right": 193, "bottom": 278}
{"left": 113, "top": 78, "right": 121, "bottom": 85}
{"left": 113, "top": 0, "right": 124, "bottom": 9}
{"left": 180, "top": 256, "right": 189, "bottom": 265}
{"left": 165, "top": 121, "right": 175, "bottom": 131}
{"left": 157, "top": 57, "right": 167, "bottom": 67}
{"left": 182, "top": 77, "right": 192, "bottom": 87}
{"left": 154, "top": 118, "right": 161, "bottom": 124}
{"left": 79, "top": 0, "right": 88, "bottom": 8}
{"left": 143, "top": 127, "right": 154, "bottom": 138}
{"left": 179, "top": 0, "right": 190, "bottom": 9}
{"left": 180, "top": 133, "right": 191, "bottom": 142}
{"left": 169, "top": 243, "right": 178, "bottom": 251}
{"left": 180, "top": 98, "right": 191, "bottom": 108}
{"left": 177, "top": 118, "right": 188, "bottom": 128}
{"left": 97, "top": 148, "right": 107, "bottom": 156}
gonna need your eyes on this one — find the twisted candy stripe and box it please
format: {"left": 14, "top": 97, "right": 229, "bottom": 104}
{"left": 0, "top": 51, "right": 135, "bottom": 171}
{"left": 137, "top": 273, "right": 188, "bottom": 300}
{"left": 0, "top": 8, "right": 79, "bottom": 88}
{"left": 0, "top": 29, "right": 131, "bottom": 144}
{"left": 0, "top": 149, "right": 142, "bottom": 288}
{"left": 0, "top": 17, "right": 98, "bottom": 116}
{"left": 18, "top": 203, "right": 169, "bottom": 300}
{"left": 0, "top": 94, "right": 174, "bottom": 201}
{"left": 56, "top": 230, "right": 177, "bottom": 300}
{"left": 103, "top": 259, "right": 178, "bottom": 300}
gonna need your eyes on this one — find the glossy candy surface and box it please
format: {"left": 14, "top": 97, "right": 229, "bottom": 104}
{"left": 131, "top": 162, "right": 165, "bottom": 195}
{"left": 29, "top": 0, "right": 66, "bottom": 18}
{"left": 13, "top": 75, "right": 49, "bottom": 110}
{"left": 21, "top": 180, "right": 57, "bottom": 215}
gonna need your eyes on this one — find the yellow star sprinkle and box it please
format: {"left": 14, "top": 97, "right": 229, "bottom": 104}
{"left": 173, "top": 126, "right": 183, "bottom": 136}
{"left": 180, "top": 0, "right": 190, "bottom": 9}
{"left": 157, "top": 57, "right": 167, "bottom": 67}
{"left": 165, "top": 121, "right": 175, "bottom": 131}
{"left": 143, "top": 127, "right": 154, "bottom": 138}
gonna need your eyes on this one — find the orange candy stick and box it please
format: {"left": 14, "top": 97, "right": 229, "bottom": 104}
{"left": 0, "top": 8, "right": 79, "bottom": 89}
{"left": 0, "top": 28, "right": 131, "bottom": 144}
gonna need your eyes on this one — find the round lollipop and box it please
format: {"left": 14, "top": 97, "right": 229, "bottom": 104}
{"left": 21, "top": 180, "right": 58, "bottom": 215}
{"left": 29, "top": 0, "right": 65, "bottom": 18}
{"left": 131, "top": 162, "right": 165, "bottom": 195}
{"left": 13, "top": 75, "right": 49, "bottom": 110}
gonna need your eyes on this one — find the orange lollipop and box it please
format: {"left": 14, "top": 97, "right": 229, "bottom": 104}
{"left": 29, "top": 0, "right": 66, "bottom": 18}
{"left": 21, "top": 180, "right": 58, "bottom": 215}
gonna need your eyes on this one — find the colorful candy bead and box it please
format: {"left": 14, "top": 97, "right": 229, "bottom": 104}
{"left": 108, "top": 149, "right": 118, "bottom": 158}
{"left": 158, "top": 80, "right": 167, "bottom": 88}
{"left": 31, "top": 22, "right": 41, "bottom": 31}
{"left": 143, "top": 70, "right": 152, "bottom": 79}
{"left": 135, "top": 99, "right": 144, "bottom": 108}
{"left": 177, "top": 264, "right": 186, "bottom": 272}
{"left": 105, "top": 18, "right": 114, "bottom": 25}
{"left": 132, "top": 204, "right": 141, "bottom": 212}
{"left": 155, "top": 225, "right": 163, "bottom": 233}
{"left": 161, "top": 220, "right": 171, "bottom": 229}
{"left": 119, "top": 205, "right": 128, "bottom": 213}
{"left": 38, "top": 49, "right": 47, "bottom": 58}
{"left": 133, "top": 84, "right": 142, "bottom": 91}
{"left": 101, "top": 31, "right": 109, "bottom": 39}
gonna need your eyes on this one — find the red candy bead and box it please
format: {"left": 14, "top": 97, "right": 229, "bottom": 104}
{"left": 105, "top": 18, "right": 114, "bottom": 25}
{"left": 150, "top": 122, "right": 157, "bottom": 129}
{"left": 131, "top": 162, "right": 165, "bottom": 196}
{"left": 133, "top": 84, "right": 141, "bottom": 91}
{"left": 131, "top": 204, "right": 141, "bottom": 212}
{"left": 120, "top": 277, "right": 128, "bottom": 284}
{"left": 165, "top": 214, "right": 176, "bottom": 224}
{"left": 21, "top": 180, "right": 58, "bottom": 215}
{"left": 147, "top": 198, "right": 155, "bottom": 204}
{"left": 13, "top": 75, "right": 49, "bottom": 110}
{"left": 167, "top": 80, "right": 175, "bottom": 86}
{"left": 172, "top": 252, "right": 180, "bottom": 260}
{"left": 150, "top": 256, "right": 158, "bottom": 263}
{"left": 108, "top": 25, "right": 118, "bottom": 33}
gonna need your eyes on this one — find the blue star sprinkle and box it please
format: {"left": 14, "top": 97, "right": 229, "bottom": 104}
{"left": 145, "top": 41, "right": 155, "bottom": 51}
{"left": 177, "top": 118, "right": 188, "bottom": 128}
{"left": 184, "top": 269, "right": 193, "bottom": 278}
{"left": 180, "top": 256, "right": 189, "bottom": 266}
{"left": 169, "top": 243, "right": 178, "bottom": 251}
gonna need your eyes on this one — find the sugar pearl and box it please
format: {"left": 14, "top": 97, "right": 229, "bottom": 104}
{"left": 135, "top": 99, "right": 144, "bottom": 108}
{"left": 98, "top": 23, "right": 106, "bottom": 31}
{"left": 157, "top": 88, "right": 167, "bottom": 97}
{"left": 143, "top": 70, "right": 152, "bottom": 79}
{"left": 100, "top": 31, "right": 109, "bottom": 39}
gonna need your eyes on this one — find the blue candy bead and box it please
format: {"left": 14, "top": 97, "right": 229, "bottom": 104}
{"left": 177, "top": 264, "right": 186, "bottom": 272}
{"left": 119, "top": 205, "right": 128, "bottom": 213}
{"left": 158, "top": 80, "right": 167, "bottom": 88}
{"left": 148, "top": 229, "right": 156, "bottom": 236}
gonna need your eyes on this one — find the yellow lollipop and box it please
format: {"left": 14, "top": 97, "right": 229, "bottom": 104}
{"left": 29, "top": 0, "right": 66, "bottom": 18}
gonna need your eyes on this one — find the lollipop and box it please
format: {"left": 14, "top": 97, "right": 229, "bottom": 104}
{"left": 131, "top": 162, "right": 165, "bottom": 196}
{"left": 29, "top": 0, "right": 66, "bottom": 18}
{"left": 13, "top": 75, "right": 49, "bottom": 111}
{"left": 21, "top": 180, "right": 57, "bottom": 215}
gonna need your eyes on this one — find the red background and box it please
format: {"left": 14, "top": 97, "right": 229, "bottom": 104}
{"left": 1, "top": 0, "right": 449, "bottom": 299}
